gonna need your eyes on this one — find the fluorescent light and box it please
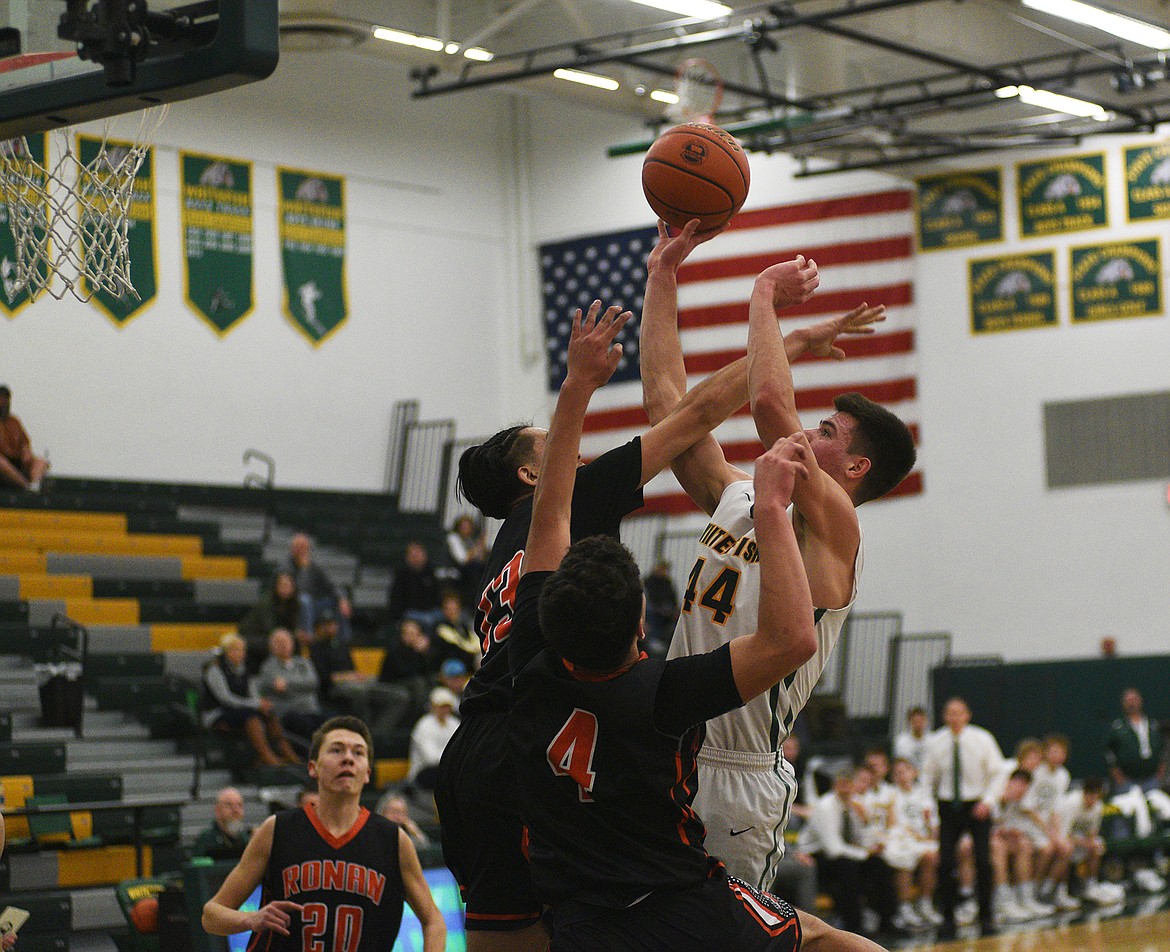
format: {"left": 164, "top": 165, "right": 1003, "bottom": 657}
{"left": 445, "top": 42, "right": 461, "bottom": 54}
{"left": 372, "top": 26, "right": 445, "bottom": 52}
{"left": 413, "top": 35, "right": 445, "bottom": 52}
{"left": 997, "top": 84, "right": 1110, "bottom": 120}
{"left": 463, "top": 47, "right": 495, "bottom": 61}
{"left": 650, "top": 89, "right": 680, "bottom": 104}
{"left": 553, "top": 68, "right": 620, "bottom": 91}
{"left": 1022, "top": 0, "right": 1170, "bottom": 50}
{"left": 627, "top": 0, "right": 732, "bottom": 18}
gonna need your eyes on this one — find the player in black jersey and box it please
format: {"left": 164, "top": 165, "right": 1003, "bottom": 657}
{"left": 508, "top": 302, "right": 890, "bottom": 952}
{"left": 202, "top": 716, "right": 445, "bottom": 952}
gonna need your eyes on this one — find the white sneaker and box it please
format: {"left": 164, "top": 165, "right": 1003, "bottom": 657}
{"left": 955, "top": 898, "right": 978, "bottom": 925}
{"left": 916, "top": 898, "right": 944, "bottom": 925}
{"left": 1082, "top": 881, "right": 1122, "bottom": 905}
{"left": 894, "top": 905, "right": 926, "bottom": 931}
{"left": 1134, "top": 868, "right": 1166, "bottom": 892}
{"left": 1052, "top": 885, "right": 1080, "bottom": 910}
{"left": 996, "top": 897, "right": 1029, "bottom": 923}
{"left": 1020, "top": 895, "right": 1056, "bottom": 917}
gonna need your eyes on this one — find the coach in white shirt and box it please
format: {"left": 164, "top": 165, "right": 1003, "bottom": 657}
{"left": 920, "top": 696, "right": 1005, "bottom": 937}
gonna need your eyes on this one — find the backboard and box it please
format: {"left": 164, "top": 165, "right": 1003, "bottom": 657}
{"left": 0, "top": 0, "right": 279, "bottom": 139}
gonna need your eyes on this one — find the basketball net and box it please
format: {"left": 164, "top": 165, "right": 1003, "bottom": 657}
{"left": 0, "top": 105, "right": 168, "bottom": 303}
{"left": 665, "top": 58, "right": 724, "bottom": 125}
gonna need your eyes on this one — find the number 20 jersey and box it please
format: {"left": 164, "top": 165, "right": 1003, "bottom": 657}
{"left": 667, "top": 480, "right": 862, "bottom": 755}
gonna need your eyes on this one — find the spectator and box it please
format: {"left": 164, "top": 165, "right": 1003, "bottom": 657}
{"left": 438, "top": 658, "right": 471, "bottom": 700}
{"left": 201, "top": 634, "right": 300, "bottom": 767}
{"left": 989, "top": 768, "right": 1052, "bottom": 922}
{"left": 1031, "top": 735, "right": 1075, "bottom": 908}
{"left": 446, "top": 514, "right": 487, "bottom": 607}
{"left": 641, "top": 560, "right": 679, "bottom": 656}
{"left": 1053, "top": 777, "right": 1124, "bottom": 905}
{"left": 0, "top": 385, "right": 48, "bottom": 492}
{"left": 920, "top": 696, "right": 1004, "bottom": 938}
{"left": 893, "top": 706, "right": 931, "bottom": 774}
{"left": 861, "top": 749, "right": 898, "bottom": 853}
{"left": 308, "top": 610, "right": 410, "bottom": 742}
{"left": 1106, "top": 687, "right": 1165, "bottom": 795}
{"left": 286, "top": 533, "right": 352, "bottom": 644}
{"left": 886, "top": 757, "right": 942, "bottom": 929}
{"left": 797, "top": 767, "right": 902, "bottom": 937}
{"left": 254, "top": 628, "right": 327, "bottom": 747}
{"left": 388, "top": 541, "right": 442, "bottom": 628}
{"left": 238, "top": 572, "right": 305, "bottom": 670}
{"left": 377, "top": 792, "right": 431, "bottom": 849}
{"left": 432, "top": 590, "right": 480, "bottom": 672}
{"left": 408, "top": 687, "right": 460, "bottom": 792}
{"left": 379, "top": 618, "right": 439, "bottom": 719}
{"left": 192, "top": 787, "right": 252, "bottom": 860}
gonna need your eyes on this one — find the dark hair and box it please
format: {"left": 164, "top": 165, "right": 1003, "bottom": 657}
{"left": 539, "top": 536, "right": 643, "bottom": 672}
{"left": 456, "top": 424, "right": 539, "bottom": 519}
{"left": 1081, "top": 776, "right": 1105, "bottom": 796}
{"left": 309, "top": 715, "right": 373, "bottom": 762}
{"left": 0, "top": 385, "right": 9, "bottom": 397}
{"left": 1009, "top": 768, "right": 1032, "bottom": 785}
{"left": 833, "top": 392, "right": 917, "bottom": 504}
{"left": 908, "top": 706, "right": 927, "bottom": 718}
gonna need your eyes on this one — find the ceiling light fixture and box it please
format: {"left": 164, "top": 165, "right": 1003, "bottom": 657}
{"left": 1022, "top": 0, "right": 1170, "bottom": 50}
{"left": 463, "top": 47, "right": 494, "bottom": 61}
{"left": 650, "top": 89, "right": 680, "bottom": 104}
{"left": 996, "top": 83, "right": 1111, "bottom": 120}
{"left": 627, "top": 0, "right": 732, "bottom": 20}
{"left": 553, "top": 68, "right": 621, "bottom": 90}
{"left": 373, "top": 27, "right": 445, "bottom": 51}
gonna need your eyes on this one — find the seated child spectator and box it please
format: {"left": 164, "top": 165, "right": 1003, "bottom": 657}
{"left": 1030, "top": 735, "right": 1077, "bottom": 909}
{"left": 1054, "top": 777, "right": 1125, "bottom": 906}
{"left": 885, "top": 757, "right": 942, "bottom": 929}
{"left": 990, "top": 767, "right": 1053, "bottom": 922}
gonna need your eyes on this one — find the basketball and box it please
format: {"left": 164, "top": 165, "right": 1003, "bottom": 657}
{"left": 129, "top": 897, "right": 159, "bottom": 934}
{"left": 642, "top": 122, "right": 751, "bottom": 233}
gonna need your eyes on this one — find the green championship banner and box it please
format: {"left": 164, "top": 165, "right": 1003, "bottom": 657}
{"left": 78, "top": 135, "right": 158, "bottom": 324}
{"left": 278, "top": 167, "right": 347, "bottom": 345}
{"left": 1124, "top": 142, "right": 1170, "bottom": 223}
{"left": 915, "top": 168, "right": 1003, "bottom": 251}
{"left": 0, "top": 133, "right": 48, "bottom": 316}
{"left": 969, "top": 251, "right": 1057, "bottom": 335}
{"left": 1070, "top": 239, "right": 1162, "bottom": 324}
{"left": 1017, "top": 152, "right": 1107, "bottom": 238}
{"left": 181, "top": 151, "right": 254, "bottom": 334}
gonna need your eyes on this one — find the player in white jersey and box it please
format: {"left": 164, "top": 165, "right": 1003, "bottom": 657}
{"left": 643, "top": 219, "right": 918, "bottom": 891}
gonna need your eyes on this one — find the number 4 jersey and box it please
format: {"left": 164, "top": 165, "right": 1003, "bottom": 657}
{"left": 250, "top": 805, "right": 405, "bottom": 952}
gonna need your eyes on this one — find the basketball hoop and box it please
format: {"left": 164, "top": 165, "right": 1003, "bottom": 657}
{"left": 665, "top": 58, "right": 724, "bottom": 125}
{"left": 0, "top": 103, "right": 167, "bottom": 303}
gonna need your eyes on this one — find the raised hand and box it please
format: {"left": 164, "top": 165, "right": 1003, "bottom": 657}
{"left": 565, "top": 300, "right": 632, "bottom": 392}
{"left": 798, "top": 303, "right": 886, "bottom": 361}
{"left": 756, "top": 255, "right": 819, "bottom": 312}
{"left": 646, "top": 218, "right": 725, "bottom": 276}
{"left": 754, "top": 433, "right": 811, "bottom": 509}
{"left": 250, "top": 900, "right": 303, "bottom": 937}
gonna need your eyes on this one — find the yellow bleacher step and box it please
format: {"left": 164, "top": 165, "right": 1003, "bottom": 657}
{"left": 351, "top": 647, "right": 385, "bottom": 679}
{"left": 375, "top": 759, "right": 410, "bottom": 786}
{"left": 0, "top": 509, "right": 126, "bottom": 532}
{"left": 58, "top": 845, "right": 151, "bottom": 886}
{"left": 18, "top": 574, "right": 93, "bottom": 599}
{"left": 0, "top": 775, "right": 34, "bottom": 839}
{"left": 0, "top": 552, "right": 46, "bottom": 574}
{"left": 60, "top": 598, "right": 139, "bottom": 625}
{"left": 0, "top": 528, "right": 204, "bottom": 556}
{"left": 151, "top": 624, "right": 237, "bottom": 652}
{"left": 181, "top": 555, "right": 247, "bottom": 580}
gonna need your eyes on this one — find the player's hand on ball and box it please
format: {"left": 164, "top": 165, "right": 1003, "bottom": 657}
{"left": 799, "top": 303, "right": 886, "bottom": 360}
{"left": 757, "top": 256, "right": 819, "bottom": 312}
{"left": 566, "top": 300, "right": 632, "bottom": 391}
{"left": 755, "top": 433, "right": 810, "bottom": 507}
{"left": 251, "top": 900, "right": 303, "bottom": 936}
{"left": 647, "top": 218, "right": 726, "bottom": 275}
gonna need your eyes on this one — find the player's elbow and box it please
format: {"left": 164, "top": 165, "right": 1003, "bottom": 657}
{"left": 789, "top": 624, "right": 817, "bottom": 670}
{"left": 201, "top": 904, "right": 224, "bottom": 936}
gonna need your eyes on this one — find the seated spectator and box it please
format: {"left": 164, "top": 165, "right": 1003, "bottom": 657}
{"left": 308, "top": 610, "right": 410, "bottom": 742}
{"left": 286, "top": 533, "right": 352, "bottom": 645}
{"left": 798, "top": 767, "right": 901, "bottom": 937}
{"left": 201, "top": 634, "right": 300, "bottom": 767}
{"left": 407, "top": 687, "right": 460, "bottom": 792}
{"left": 238, "top": 571, "right": 305, "bottom": 670}
{"left": 446, "top": 513, "right": 487, "bottom": 607}
{"left": 990, "top": 767, "right": 1053, "bottom": 922}
{"left": 192, "top": 787, "right": 252, "bottom": 860}
{"left": 1054, "top": 777, "right": 1124, "bottom": 905}
{"left": 438, "top": 658, "right": 471, "bottom": 701}
{"left": 388, "top": 541, "right": 441, "bottom": 628}
{"left": 254, "top": 628, "right": 327, "bottom": 748}
{"left": 377, "top": 792, "right": 431, "bottom": 849}
{"left": 886, "top": 757, "right": 942, "bottom": 929}
{"left": 433, "top": 590, "right": 479, "bottom": 672}
{"left": 641, "top": 560, "right": 679, "bottom": 656}
{"left": 1030, "top": 735, "right": 1076, "bottom": 909}
{"left": 893, "top": 706, "right": 930, "bottom": 774}
{"left": 860, "top": 749, "right": 898, "bottom": 852}
{"left": 379, "top": 618, "right": 439, "bottom": 719}
{"left": 0, "top": 384, "right": 48, "bottom": 491}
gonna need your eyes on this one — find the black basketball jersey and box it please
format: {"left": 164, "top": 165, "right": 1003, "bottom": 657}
{"left": 460, "top": 438, "right": 643, "bottom": 717}
{"left": 247, "top": 806, "right": 405, "bottom": 952}
{"left": 508, "top": 572, "right": 743, "bottom": 909}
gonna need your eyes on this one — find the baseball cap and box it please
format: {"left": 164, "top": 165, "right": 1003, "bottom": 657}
{"left": 430, "top": 687, "right": 459, "bottom": 708}
{"left": 440, "top": 658, "right": 468, "bottom": 678}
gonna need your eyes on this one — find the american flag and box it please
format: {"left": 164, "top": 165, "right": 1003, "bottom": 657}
{"left": 538, "top": 188, "right": 922, "bottom": 516}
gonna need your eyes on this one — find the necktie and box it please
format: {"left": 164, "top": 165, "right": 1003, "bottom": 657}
{"left": 952, "top": 736, "right": 963, "bottom": 807}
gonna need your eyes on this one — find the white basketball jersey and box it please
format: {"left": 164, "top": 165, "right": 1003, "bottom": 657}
{"left": 667, "top": 479, "right": 861, "bottom": 755}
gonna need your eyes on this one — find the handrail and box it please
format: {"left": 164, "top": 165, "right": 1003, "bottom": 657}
{"left": 242, "top": 448, "right": 276, "bottom": 544}
{"left": 48, "top": 613, "right": 88, "bottom": 739}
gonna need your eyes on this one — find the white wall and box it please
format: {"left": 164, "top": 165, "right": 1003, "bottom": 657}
{"left": 2, "top": 46, "right": 1168, "bottom": 660}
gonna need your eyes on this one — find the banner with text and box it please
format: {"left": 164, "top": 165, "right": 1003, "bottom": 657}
{"left": 78, "top": 135, "right": 158, "bottom": 325}
{"left": 1124, "top": 142, "right": 1170, "bottom": 223}
{"left": 969, "top": 251, "right": 1057, "bottom": 334}
{"left": 181, "top": 151, "right": 254, "bottom": 335}
{"left": 1070, "top": 239, "right": 1162, "bottom": 324}
{"left": 0, "top": 133, "right": 48, "bottom": 316}
{"left": 1017, "top": 153, "right": 1107, "bottom": 238}
{"left": 278, "top": 167, "right": 347, "bottom": 345}
{"left": 916, "top": 168, "right": 1003, "bottom": 251}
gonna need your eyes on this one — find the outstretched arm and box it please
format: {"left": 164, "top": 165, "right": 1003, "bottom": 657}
{"left": 523, "top": 301, "right": 631, "bottom": 575}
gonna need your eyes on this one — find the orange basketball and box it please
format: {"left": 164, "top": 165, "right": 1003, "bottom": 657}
{"left": 642, "top": 122, "right": 751, "bottom": 233}
{"left": 129, "top": 896, "right": 159, "bottom": 934}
